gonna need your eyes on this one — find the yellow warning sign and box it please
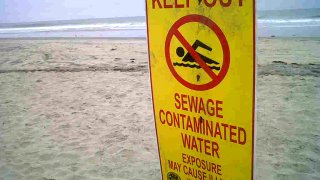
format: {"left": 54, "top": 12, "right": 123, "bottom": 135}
{"left": 146, "top": 1, "right": 255, "bottom": 179}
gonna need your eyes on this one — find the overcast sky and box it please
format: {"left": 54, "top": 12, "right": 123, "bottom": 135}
{"left": 0, "top": 0, "right": 320, "bottom": 23}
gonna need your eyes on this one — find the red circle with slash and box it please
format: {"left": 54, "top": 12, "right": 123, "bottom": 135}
{"left": 165, "top": 14, "right": 230, "bottom": 91}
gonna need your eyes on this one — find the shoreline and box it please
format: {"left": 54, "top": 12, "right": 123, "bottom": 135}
{"left": 0, "top": 36, "right": 320, "bottom": 41}
{"left": 0, "top": 37, "right": 147, "bottom": 41}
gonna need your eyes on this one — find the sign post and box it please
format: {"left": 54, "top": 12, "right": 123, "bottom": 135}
{"left": 146, "top": 1, "right": 255, "bottom": 179}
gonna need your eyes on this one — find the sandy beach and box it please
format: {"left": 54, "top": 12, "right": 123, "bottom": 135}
{"left": 0, "top": 38, "right": 319, "bottom": 180}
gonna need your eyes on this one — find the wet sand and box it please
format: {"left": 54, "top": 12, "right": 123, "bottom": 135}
{"left": 0, "top": 38, "right": 319, "bottom": 180}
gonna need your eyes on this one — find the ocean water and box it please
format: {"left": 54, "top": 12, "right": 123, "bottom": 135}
{"left": 258, "top": 8, "right": 320, "bottom": 37}
{"left": 0, "top": 8, "right": 319, "bottom": 38}
{"left": 0, "top": 16, "right": 146, "bottom": 38}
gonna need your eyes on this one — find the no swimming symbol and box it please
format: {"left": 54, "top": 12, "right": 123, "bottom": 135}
{"left": 165, "top": 14, "right": 230, "bottom": 91}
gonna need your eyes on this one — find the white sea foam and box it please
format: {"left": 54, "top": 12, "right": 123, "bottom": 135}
{"left": 259, "top": 18, "right": 320, "bottom": 24}
{"left": 0, "top": 22, "right": 146, "bottom": 34}
{"left": 258, "top": 18, "right": 320, "bottom": 28}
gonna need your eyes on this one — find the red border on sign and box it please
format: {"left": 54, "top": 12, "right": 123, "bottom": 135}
{"left": 252, "top": 1, "right": 256, "bottom": 179}
{"left": 145, "top": 1, "right": 164, "bottom": 180}
{"left": 165, "top": 14, "right": 230, "bottom": 91}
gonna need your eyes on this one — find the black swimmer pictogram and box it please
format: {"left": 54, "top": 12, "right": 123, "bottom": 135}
{"left": 173, "top": 40, "right": 220, "bottom": 70}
